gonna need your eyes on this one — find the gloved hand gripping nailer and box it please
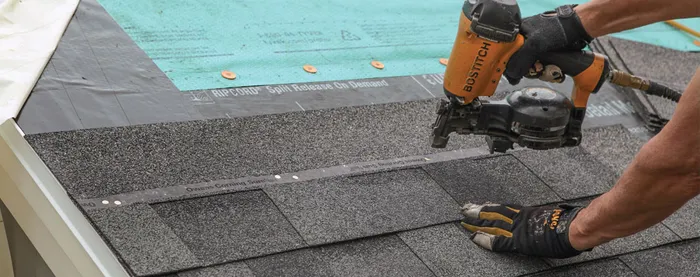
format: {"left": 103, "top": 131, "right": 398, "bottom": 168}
{"left": 431, "top": 0, "right": 682, "bottom": 153}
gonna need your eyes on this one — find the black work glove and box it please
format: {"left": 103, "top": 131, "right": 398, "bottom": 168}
{"left": 504, "top": 5, "right": 594, "bottom": 85}
{"left": 460, "top": 203, "right": 591, "bottom": 259}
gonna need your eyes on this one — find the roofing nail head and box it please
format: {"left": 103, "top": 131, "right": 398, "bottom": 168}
{"left": 114, "top": 200, "right": 122, "bottom": 205}
{"left": 292, "top": 175, "right": 299, "bottom": 180}
{"left": 101, "top": 200, "right": 109, "bottom": 205}
{"left": 274, "top": 175, "right": 281, "bottom": 179}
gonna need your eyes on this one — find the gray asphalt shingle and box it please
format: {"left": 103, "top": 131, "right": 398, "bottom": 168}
{"left": 399, "top": 223, "right": 549, "bottom": 277}
{"left": 177, "top": 262, "right": 255, "bottom": 277}
{"left": 264, "top": 168, "right": 462, "bottom": 245}
{"left": 245, "top": 235, "right": 435, "bottom": 277}
{"left": 86, "top": 204, "right": 200, "bottom": 276}
{"left": 423, "top": 155, "right": 562, "bottom": 206}
{"left": 581, "top": 125, "right": 646, "bottom": 177}
{"left": 152, "top": 190, "right": 306, "bottom": 266}
{"left": 529, "top": 259, "right": 637, "bottom": 277}
{"left": 25, "top": 99, "right": 485, "bottom": 199}
{"left": 513, "top": 147, "right": 617, "bottom": 200}
{"left": 619, "top": 240, "right": 700, "bottom": 277}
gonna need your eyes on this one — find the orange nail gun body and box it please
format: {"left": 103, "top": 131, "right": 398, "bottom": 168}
{"left": 443, "top": 2, "right": 524, "bottom": 104}
{"left": 432, "top": 0, "right": 610, "bottom": 153}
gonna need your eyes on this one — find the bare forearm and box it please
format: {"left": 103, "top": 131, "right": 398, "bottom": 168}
{"left": 575, "top": 0, "right": 700, "bottom": 38}
{"left": 569, "top": 68, "right": 700, "bottom": 250}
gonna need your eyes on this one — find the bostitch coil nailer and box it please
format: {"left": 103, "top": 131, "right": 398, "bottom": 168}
{"left": 431, "top": 0, "right": 681, "bottom": 153}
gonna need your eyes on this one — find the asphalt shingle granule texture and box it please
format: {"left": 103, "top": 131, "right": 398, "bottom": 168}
{"left": 619, "top": 240, "right": 700, "bottom": 277}
{"left": 264, "top": 168, "right": 462, "bottom": 245}
{"left": 87, "top": 204, "right": 200, "bottom": 276}
{"left": 530, "top": 259, "right": 637, "bottom": 277}
{"left": 245, "top": 235, "right": 434, "bottom": 277}
{"left": 513, "top": 147, "right": 617, "bottom": 200}
{"left": 399, "top": 223, "right": 549, "bottom": 277}
{"left": 176, "top": 262, "right": 255, "bottom": 277}
{"left": 580, "top": 125, "right": 646, "bottom": 177}
{"left": 152, "top": 190, "right": 306, "bottom": 266}
{"left": 25, "top": 99, "right": 488, "bottom": 199}
{"left": 423, "top": 155, "right": 561, "bottom": 206}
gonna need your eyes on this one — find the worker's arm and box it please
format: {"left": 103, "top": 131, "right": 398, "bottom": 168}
{"left": 576, "top": 0, "right": 700, "bottom": 38}
{"left": 569, "top": 68, "right": 700, "bottom": 250}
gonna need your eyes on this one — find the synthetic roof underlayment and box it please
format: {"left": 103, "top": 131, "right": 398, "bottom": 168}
{"left": 11, "top": 0, "right": 700, "bottom": 276}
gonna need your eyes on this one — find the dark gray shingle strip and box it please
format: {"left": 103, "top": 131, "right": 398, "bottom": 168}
{"left": 245, "top": 235, "right": 435, "bottom": 277}
{"left": 151, "top": 190, "right": 306, "bottom": 266}
{"left": 177, "top": 262, "right": 255, "bottom": 277}
{"left": 580, "top": 125, "right": 646, "bottom": 178}
{"left": 264, "top": 168, "right": 462, "bottom": 245}
{"left": 86, "top": 203, "right": 201, "bottom": 276}
{"left": 25, "top": 99, "right": 485, "bottom": 199}
{"left": 513, "top": 147, "right": 617, "bottom": 200}
{"left": 528, "top": 259, "right": 637, "bottom": 277}
{"left": 619, "top": 239, "right": 700, "bottom": 277}
{"left": 423, "top": 155, "right": 562, "bottom": 206}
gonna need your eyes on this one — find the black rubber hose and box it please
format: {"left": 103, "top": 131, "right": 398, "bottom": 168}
{"left": 646, "top": 81, "right": 682, "bottom": 102}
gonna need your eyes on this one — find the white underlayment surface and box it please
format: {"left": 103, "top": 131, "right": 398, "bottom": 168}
{"left": 0, "top": 0, "right": 79, "bottom": 122}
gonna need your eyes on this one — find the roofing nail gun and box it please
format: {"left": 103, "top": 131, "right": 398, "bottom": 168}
{"left": 431, "top": 0, "right": 682, "bottom": 154}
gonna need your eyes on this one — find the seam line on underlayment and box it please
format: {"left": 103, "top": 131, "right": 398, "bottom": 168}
{"left": 75, "top": 15, "right": 131, "bottom": 124}
{"left": 52, "top": 61, "right": 85, "bottom": 128}
{"left": 77, "top": 147, "right": 502, "bottom": 211}
{"left": 410, "top": 76, "right": 436, "bottom": 97}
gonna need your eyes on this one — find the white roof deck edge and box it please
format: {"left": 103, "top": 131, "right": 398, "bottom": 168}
{"left": 0, "top": 119, "right": 129, "bottom": 277}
